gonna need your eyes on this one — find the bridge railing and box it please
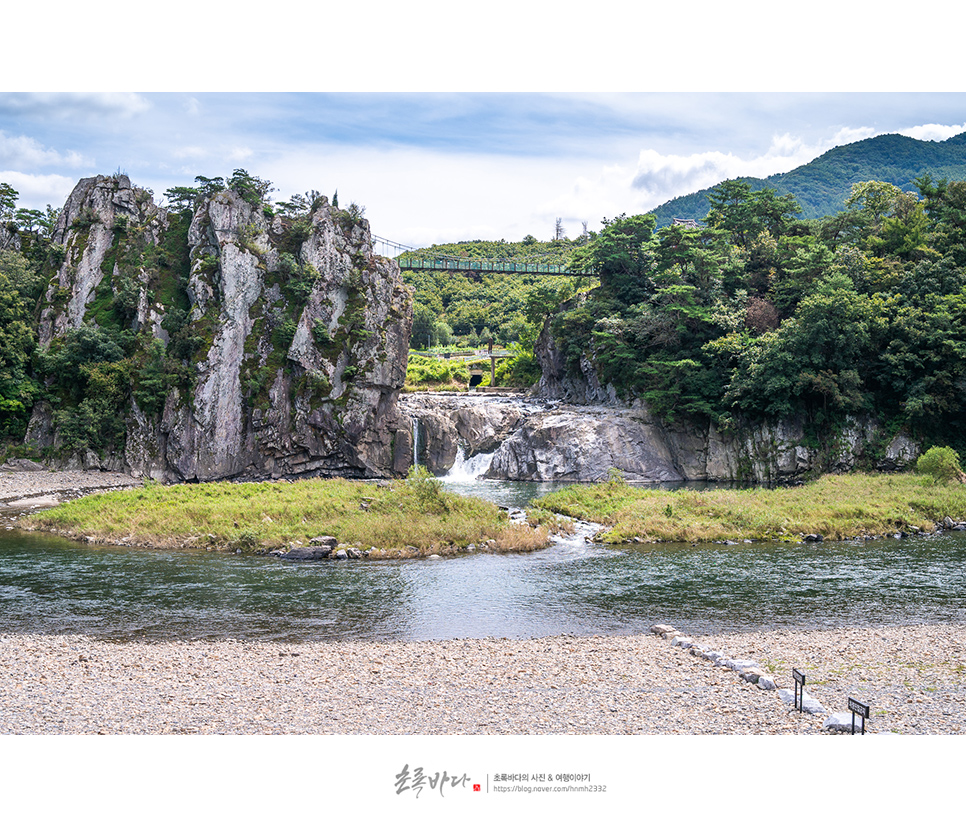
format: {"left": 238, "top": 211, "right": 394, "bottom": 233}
{"left": 398, "top": 257, "right": 593, "bottom": 276}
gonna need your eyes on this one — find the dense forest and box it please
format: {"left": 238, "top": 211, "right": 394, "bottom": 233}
{"left": 649, "top": 132, "right": 966, "bottom": 227}
{"left": 547, "top": 175, "right": 966, "bottom": 456}
{"left": 401, "top": 236, "right": 589, "bottom": 349}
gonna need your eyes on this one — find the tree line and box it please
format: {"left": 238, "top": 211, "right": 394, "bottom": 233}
{"left": 547, "top": 176, "right": 966, "bottom": 455}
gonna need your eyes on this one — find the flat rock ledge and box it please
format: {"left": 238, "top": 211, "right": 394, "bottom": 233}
{"left": 650, "top": 623, "right": 843, "bottom": 731}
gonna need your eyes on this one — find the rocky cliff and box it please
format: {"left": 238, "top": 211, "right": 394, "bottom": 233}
{"left": 401, "top": 391, "right": 918, "bottom": 484}
{"left": 28, "top": 175, "right": 413, "bottom": 482}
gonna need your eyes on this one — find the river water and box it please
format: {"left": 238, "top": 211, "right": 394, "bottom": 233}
{"left": 2, "top": 469, "right": 965, "bottom": 642}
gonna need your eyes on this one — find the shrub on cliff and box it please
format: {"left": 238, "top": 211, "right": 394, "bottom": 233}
{"left": 916, "top": 446, "right": 964, "bottom": 484}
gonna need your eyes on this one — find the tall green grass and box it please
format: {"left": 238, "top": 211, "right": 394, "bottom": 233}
{"left": 29, "top": 471, "right": 549, "bottom": 556}
{"left": 532, "top": 473, "right": 966, "bottom": 543}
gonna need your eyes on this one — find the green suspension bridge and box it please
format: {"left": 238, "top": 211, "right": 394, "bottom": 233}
{"left": 372, "top": 235, "right": 593, "bottom": 277}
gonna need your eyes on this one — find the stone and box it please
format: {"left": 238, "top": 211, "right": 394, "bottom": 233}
{"left": 757, "top": 675, "right": 777, "bottom": 691}
{"left": 487, "top": 407, "right": 683, "bottom": 483}
{"left": 277, "top": 546, "right": 333, "bottom": 561}
{"left": 0, "top": 459, "right": 45, "bottom": 472}
{"left": 778, "top": 688, "right": 827, "bottom": 715}
{"left": 724, "top": 658, "right": 759, "bottom": 672}
{"left": 824, "top": 712, "right": 866, "bottom": 733}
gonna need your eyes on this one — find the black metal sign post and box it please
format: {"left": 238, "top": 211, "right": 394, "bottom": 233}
{"left": 792, "top": 668, "right": 805, "bottom": 712}
{"left": 848, "top": 697, "right": 870, "bottom": 735}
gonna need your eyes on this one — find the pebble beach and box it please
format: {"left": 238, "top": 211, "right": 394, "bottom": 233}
{"left": 1, "top": 625, "right": 964, "bottom": 735}
{"left": 1, "top": 466, "right": 964, "bottom": 735}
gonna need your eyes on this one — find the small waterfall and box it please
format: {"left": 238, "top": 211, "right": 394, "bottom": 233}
{"left": 411, "top": 417, "right": 420, "bottom": 469}
{"left": 440, "top": 446, "right": 496, "bottom": 483}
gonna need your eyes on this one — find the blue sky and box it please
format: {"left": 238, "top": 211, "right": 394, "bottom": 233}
{"left": 3, "top": 92, "right": 966, "bottom": 248}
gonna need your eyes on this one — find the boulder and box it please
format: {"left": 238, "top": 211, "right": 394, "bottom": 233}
{"left": 277, "top": 545, "right": 334, "bottom": 561}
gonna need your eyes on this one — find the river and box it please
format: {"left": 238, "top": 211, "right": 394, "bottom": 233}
{"left": 1, "top": 468, "right": 965, "bottom": 642}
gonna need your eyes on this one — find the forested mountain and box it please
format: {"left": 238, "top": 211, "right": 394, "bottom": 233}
{"left": 649, "top": 132, "right": 966, "bottom": 227}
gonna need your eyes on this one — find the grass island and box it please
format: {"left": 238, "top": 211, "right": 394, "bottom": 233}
{"left": 24, "top": 468, "right": 557, "bottom": 557}
{"left": 531, "top": 472, "right": 966, "bottom": 544}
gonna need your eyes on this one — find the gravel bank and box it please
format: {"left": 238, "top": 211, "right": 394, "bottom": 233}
{"left": 2, "top": 624, "right": 963, "bottom": 735}
{"left": 0, "top": 466, "right": 142, "bottom": 510}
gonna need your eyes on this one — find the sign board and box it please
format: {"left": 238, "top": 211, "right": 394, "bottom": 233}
{"left": 792, "top": 668, "right": 805, "bottom": 712}
{"left": 847, "top": 696, "right": 870, "bottom": 735}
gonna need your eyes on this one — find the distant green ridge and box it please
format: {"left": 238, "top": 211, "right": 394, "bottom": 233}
{"left": 649, "top": 131, "right": 966, "bottom": 227}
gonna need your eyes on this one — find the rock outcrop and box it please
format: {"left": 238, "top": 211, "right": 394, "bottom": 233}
{"left": 404, "top": 393, "right": 917, "bottom": 484}
{"left": 28, "top": 175, "right": 412, "bottom": 482}
{"left": 398, "top": 392, "right": 538, "bottom": 475}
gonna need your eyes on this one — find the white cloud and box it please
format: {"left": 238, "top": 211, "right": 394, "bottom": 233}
{"left": 621, "top": 128, "right": 890, "bottom": 213}
{"left": 172, "top": 146, "right": 208, "bottom": 160}
{"left": 226, "top": 147, "right": 254, "bottom": 163}
{"left": 0, "top": 92, "right": 150, "bottom": 120}
{"left": 0, "top": 171, "right": 78, "bottom": 208}
{"left": 0, "top": 130, "right": 92, "bottom": 169}
{"left": 171, "top": 145, "right": 254, "bottom": 164}
{"left": 828, "top": 126, "right": 879, "bottom": 146}
{"left": 899, "top": 122, "right": 966, "bottom": 141}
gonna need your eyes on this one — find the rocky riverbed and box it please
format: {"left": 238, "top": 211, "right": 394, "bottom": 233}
{"left": 1, "top": 624, "right": 962, "bottom": 735}
{"left": 0, "top": 462, "right": 142, "bottom": 511}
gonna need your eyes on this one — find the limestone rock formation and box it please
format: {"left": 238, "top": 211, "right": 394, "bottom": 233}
{"left": 487, "top": 406, "right": 683, "bottom": 482}
{"left": 28, "top": 174, "right": 412, "bottom": 482}
{"left": 401, "top": 387, "right": 919, "bottom": 485}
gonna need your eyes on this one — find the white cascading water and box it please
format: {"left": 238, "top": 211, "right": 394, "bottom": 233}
{"left": 411, "top": 417, "right": 419, "bottom": 469}
{"left": 439, "top": 446, "right": 496, "bottom": 483}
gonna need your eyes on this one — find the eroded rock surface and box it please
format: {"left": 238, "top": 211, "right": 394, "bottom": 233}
{"left": 29, "top": 175, "right": 412, "bottom": 482}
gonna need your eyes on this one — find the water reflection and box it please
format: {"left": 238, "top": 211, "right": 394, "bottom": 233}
{"left": 0, "top": 478, "right": 964, "bottom": 642}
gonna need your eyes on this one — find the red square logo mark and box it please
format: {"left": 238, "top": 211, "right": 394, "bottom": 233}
{"left": 473, "top": 784, "right": 481, "bottom": 792}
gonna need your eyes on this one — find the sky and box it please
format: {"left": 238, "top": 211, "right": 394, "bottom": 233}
{"left": 3, "top": 91, "right": 966, "bottom": 250}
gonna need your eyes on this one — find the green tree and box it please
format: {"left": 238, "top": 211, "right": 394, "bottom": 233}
{"left": 916, "top": 446, "right": 963, "bottom": 484}
{"left": 163, "top": 186, "right": 200, "bottom": 211}
{"left": 718, "top": 276, "right": 874, "bottom": 420}
{"left": 228, "top": 169, "right": 275, "bottom": 207}
{"left": 571, "top": 213, "right": 655, "bottom": 305}
{"left": 705, "top": 180, "right": 801, "bottom": 247}
{"left": 0, "top": 263, "right": 37, "bottom": 435}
